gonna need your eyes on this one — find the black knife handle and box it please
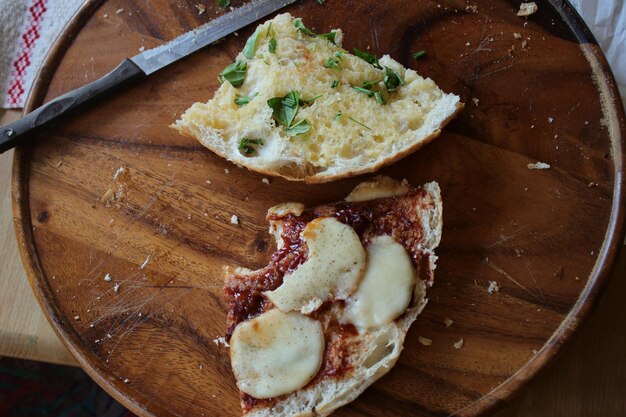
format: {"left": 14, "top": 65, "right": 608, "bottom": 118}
{"left": 0, "top": 59, "right": 145, "bottom": 153}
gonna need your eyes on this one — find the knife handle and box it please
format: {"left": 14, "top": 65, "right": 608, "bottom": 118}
{"left": 0, "top": 59, "right": 145, "bottom": 154}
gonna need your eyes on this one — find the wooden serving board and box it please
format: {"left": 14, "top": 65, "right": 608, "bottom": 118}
{"left": 12, "top": 0, "right": 625, "bottom": 416}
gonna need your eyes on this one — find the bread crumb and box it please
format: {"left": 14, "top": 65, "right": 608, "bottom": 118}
{"left": 527, "top": 162, "right": 551, "bottom": 170}
{"left": 123, "top": 378, "right": 130, "bottom": 383}
{"left": 454, "top": 338, "right": 464, "bottom": 349}
{"left": 521, "top": 39, "right": 528, "bottom": 49}
{"left": 465, "top": 4, "right": 478, "bottom": 13}
{"left": 513, "top": 32, "right": 522, "bottom": 39}
{"left": 517, "top": 2, "right": 538, "bottom": 17}
{"left": 113, "top": 283, "right": 120, "bottom": 292}
{"left": 444, "top": 318, "right": 454, "bottom": 327}
{"left": 104, "top": 273, "right": 112, "bottom": 282}
{"left": 196, "top": 4, "right": 206, "bottom": 14}
{"left": 553, "top": 266, "right": 563, "bottom": 280}
{"left": 532, "top": 349, "right": 538, "bottom": 354}
{"left": 230, "top": 215, "right": 239, "bottom": 225}
{"left": 206, "top": 179, "right": 212, "bottom": 184}
{"left": 418, "top": 336, "right": 433, "bottom": 346}
{"left": 575, "top": 276, "right": 581, "bottom": 281}
{"left": 487, "top": 280, "right": 500, "bottom": 294}
{"left": 471, "top": 97, "right": 479, "bottom": 106}
{"left": 140, "top": 255, "right": 150, "bottom": 269}
{"left": 116, "top": 8, "right": 124, "bottom": 14}
{"left": 103, "top": 13, "right": 108, "bottom": 18}
{"left": 138, "top": 46, "right": 145, "bottom": 52}
{"left": 224, "top": 168, "right": 230, "bottom": 174}
{"left": 74, "top": 315, "right": 80, "bottom": 321}
{"left": 588, "top": 182, "right": 598, "bottom": 187}
{"left": 213, "top": 337, "right": 230, "bottom": 347}
{"left": 199, "top": 364, "right": 203, "bottom": 370}
{"left": 548, "top": 117, "right": 554, "bottom": 123}
{"left": 262, "top": 177, "right": 270, "bottom": 184}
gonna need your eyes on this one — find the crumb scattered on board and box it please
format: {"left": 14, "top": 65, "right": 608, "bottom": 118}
{"left": 213, "top": 337, "right": 230, "bottom": 347}
{"left": 123, "top": 378, "right": 130, "bottom": 384}
{"left": 113, "top": 283, "right": 120, "bottom": 293}
{"left": 454, "top": 339, "right": 464, "bottom": 349}
{"left": 517, "top": 2, "right": 538, "bottom": 17}
{"left": 487, "top": 280, "right": 500, "bottom": 294}
{"left": 196, "top": 4, "right": 206, "bottom": 14}
{"left": 472, "top": 98, "right": 479, "bottom": 106}
{"left": 104, "top": 273, "right": 112, "bottom": 282}
{"left": 230, "top": 215, "right": 239, "bottom": 225}
{"left": 418, "top": 336, "right": 433, "bottom": 346}
{"left": 116, "top": 8, "right": 124, "bottom": 14}
{"left": 224, "top": 168, "right": 230, "bottom": 174}
{"left": 262, "top": 178, "right": 270, "bottom": 184}
{"left": 444, "top": 318, "right": 454, "bottom": 328}
{"left": 527, "top": 162, "right": 551, "bottom": 170}
{"left": 514, "top": 32, "right": 522, "bottom": 39}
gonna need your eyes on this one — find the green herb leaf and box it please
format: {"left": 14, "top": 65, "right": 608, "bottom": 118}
{"left": 317, "top": 0, "right": 325, "bottom": 4}
{"left": 292, "top": 18, "right": 337, "bottom": 45}
{"left": 412, "top": 50, "right": 427, "bottom": 59}
{"left": 319, "top": 31, "right": 337, "bottom": 44}
{"left": 268, "top": 37, "right": 277, "bottom": 53}
{"left": 293, "top": 18, "right": 316, "bottom": 36}
{"left": 353, "top": 48, "right": 382, "bottom": 69}
{"left": 383, "top": 66, "right": 405, "bottom": 92}
{"left": 353, "top": 86, "right": 375, "bottom": 97}
{"left": 234, "top": 93, "right": 257, "bottom": 106}
{"left": 267, "top": 90, "right": 301, "bottom": 127}
{"left": 334, "top": 111, "right": 343, "bottom": 121}
{"left": 286, "top": 119, "right": 311, "bottom": 136}
{"left": 331, "top": 80, "right": 339, "bottom": 88}
{"left": 239, "top": 138, "right": 264, "bottom": 155}
{"left": 217, "top": 0, "right": 230, "bottom": 8}
{"left": 303, "top": 94, "right": 323, "bottom": 103}
{"left": 361, "top": 80, "right": 377, "bottom": 90}
{"left": 218, "top": 60, "right": 247, "bottom": 88}
{"left": 374, "top": 91, "right": 386, "bottom": 105}
{"left": 242, "top": 29, "right": 260, "bottom": 59}
{"left": 324, "top": 56, "right": 341, "bottom": 70}
{"left": 266, "top": 22, "right": 273, "bottom": 37}
{"left": 348, "top": 116, "right": 372, "bottom": 130}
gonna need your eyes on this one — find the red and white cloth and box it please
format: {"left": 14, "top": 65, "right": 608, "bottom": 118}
{"left": 0, "top": 1, "right": 624, "bottom": 109}
{"left": 0, "top": 0, "right": 82, "bottom": 109}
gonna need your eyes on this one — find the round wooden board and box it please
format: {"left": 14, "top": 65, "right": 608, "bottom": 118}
{"left": 12, "top": 0, "right": 625, "bottom": 416}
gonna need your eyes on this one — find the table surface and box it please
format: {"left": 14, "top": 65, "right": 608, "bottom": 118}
{"left": 1, "top": 109, "right": 625, "bottom": 416}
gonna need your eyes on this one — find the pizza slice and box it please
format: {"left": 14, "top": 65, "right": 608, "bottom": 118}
{"left": 223, "top": 176, "right": 442, "bottom": 417}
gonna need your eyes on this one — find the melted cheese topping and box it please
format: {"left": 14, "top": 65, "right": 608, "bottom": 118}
{"left": 230, "top": 309, "right": 324, "bottom": 399}
{"left": 265, "top": 217, "right": 366, "bottom": 313}
{"left": 344, "top": 176, "right": 410, "bottom": 202}
{"left": 343, "top": 235, "right": 416, "bottom": 329}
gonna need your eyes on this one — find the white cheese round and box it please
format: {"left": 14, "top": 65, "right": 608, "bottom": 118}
{"left": 343, "top": 235, "right": 416, "bottom": 329}
{"left": 264, "top": 217, "right": 366, "bottom": 313}
{"left": 230, "top": 309, "right": 324, "bottom": 399}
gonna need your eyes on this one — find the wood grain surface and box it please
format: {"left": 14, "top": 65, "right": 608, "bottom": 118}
{"left": 10, "top": 1, "right": 625, "bottom": 417}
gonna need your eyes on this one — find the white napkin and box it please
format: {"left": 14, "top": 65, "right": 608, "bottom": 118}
{"left": 0, "top": 1, "right": 624, "bottom": 109}
{"left": 0, "top": 0, "right": 82, "bottom": 108}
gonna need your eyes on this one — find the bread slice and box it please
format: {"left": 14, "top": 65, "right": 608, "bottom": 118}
{"left": 223, "top": 177, "right": 442, "bottom": 416}
{"left": 173, "top": 13, "right": 462, "bottom": 183}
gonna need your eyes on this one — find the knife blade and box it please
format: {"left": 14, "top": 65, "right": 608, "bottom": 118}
{"left": 0, "top": 0, "right": 298, "bottom": 153}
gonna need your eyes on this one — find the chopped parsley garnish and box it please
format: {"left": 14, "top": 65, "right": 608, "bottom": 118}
{"left": 412, "top": 50, "right": 427, "bottom": 59}
{"left": 266, "top": 22, "right": 273, "bottom": 37}
{"left": 324, "top": 56, "right": 341, "bottom": 69}
{"left": 218, "top": 60, "right": 247, "bottom": 88}
{"left": 234, "top": 93, "right": 257, "bottom": 106}
{"left": 217, "top": 0, "right": 230, "bottom": 8}
{"left": 353, "top": 86, "right": 375, "bottom": 96}
{"left": 268, "top": 37, "right": 277, "bottom": 53}
{"left": 242, "top": 29, "right": 260, "bottom": 59}
{"left": 317, "top": 0, "right": 325, "bottom": 4}
{"left": 353, "top": 48, "right": 382, "bottom": 69}
{"left": 348, "top": 116, "right": 372, "bottom": 130}
{"left": 303, "top": 94, "right": 323, "bottom": 103}
{"left": 239, "top": 138, "right": 264, "bottom": 155}
{"left": 334, "top": 111, "right": 343, "bottom": 121}
{"left": 292, "top": 18, "right": 337, "bottom": 45}
{"left": 331, "top": 80, "right": 339, "bottom": 88}
{"left": 268, "top": 90, "right": 301, "bottom": 127}
{"left": 285, "top": 119, "right": 311, "bottom": 136}
{"left": 383, "top": 67, "right": 405, "bottom": 92}
{"left": 361, "top": 80, "right": 377, "bottom": 89}
{"left": 374, "top": 91, "right": 386, "bottom": 104}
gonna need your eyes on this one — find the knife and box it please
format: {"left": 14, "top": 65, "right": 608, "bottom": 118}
{"left": 0, "top": 0, "right": 298, "bottom": 153}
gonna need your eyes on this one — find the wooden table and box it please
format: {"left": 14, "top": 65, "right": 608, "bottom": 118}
{"left": 1, "top": 110, "right": 625, "bottom": 417}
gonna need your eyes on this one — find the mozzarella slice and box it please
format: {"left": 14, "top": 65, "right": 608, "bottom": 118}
{"left": 343, "top": 235, "right": 416, "bottom": 329}
{"left": 344, "top": 176, "right": 409, "bottom": 202}
{"left": 265, "top": 217, "right": 366, "bottom": 313}
{"left": 230, "top": 309, "right": 324, "bottom": 399}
